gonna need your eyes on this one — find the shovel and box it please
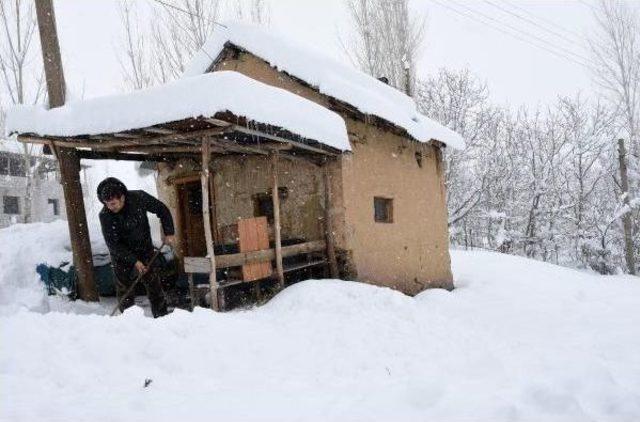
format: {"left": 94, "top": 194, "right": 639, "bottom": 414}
{"left": 110, "top": 242, "right": 166, "bottom": 316}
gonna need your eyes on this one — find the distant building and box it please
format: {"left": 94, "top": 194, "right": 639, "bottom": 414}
{"left": 0, "top": 140, "right": 74, "bottom": 227}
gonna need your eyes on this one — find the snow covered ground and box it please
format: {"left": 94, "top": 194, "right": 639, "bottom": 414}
{"left": 1, "top": 224, "right": 639, "bottom": 421}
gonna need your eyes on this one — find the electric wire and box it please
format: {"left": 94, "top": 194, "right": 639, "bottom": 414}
{"left": 427, "top": 0, "right": 593, "bottom": 69}
{"left": 448, "top": 0, "right": 594, "bottom": 67}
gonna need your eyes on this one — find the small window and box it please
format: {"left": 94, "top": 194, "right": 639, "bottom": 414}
{"left": 374, "top": 197, "right": 393, "bottom": 223}
{"left": 253, "top": 187, "right": 288, "bottom": 223}
{"left": 3, "top": 196, "right": 20, "bottom": 215}
{"left": 48, "top": 198, "right": 60, "bottom": 216}
{"left": 9, "top": 157, "right": 25, "bottom": 177}
{"left": 0, "top": 155, "right": 8, "bottom": 175}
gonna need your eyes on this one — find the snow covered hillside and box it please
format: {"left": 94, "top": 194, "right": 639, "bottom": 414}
{"left": 1, "top": 239, "right": 639, "bottom": 421}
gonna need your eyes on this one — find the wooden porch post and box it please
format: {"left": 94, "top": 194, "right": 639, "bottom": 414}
{"left": 271, "top": 152, "right": 285, "bottom": 288}
{"left": 201, "top": 138, "right": 221, "bottom": 311}
{"left": 35, "top": 0, "right": 97, "bottom": 301}
{"left": 323, "top": 161, "right": 339, "bottom": 278}
{"left": 57, "top": 146, "right": 99, "bottom": 301}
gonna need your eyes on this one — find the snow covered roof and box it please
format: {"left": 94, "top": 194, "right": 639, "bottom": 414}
{"left": 0, "top": 138, "right": 43, "bottom": 155}
{"left": 5, "top": 71, "right": 350, "bottom": 152}
{"left": 184, "top": 22, "right": 465, "bottom": 150}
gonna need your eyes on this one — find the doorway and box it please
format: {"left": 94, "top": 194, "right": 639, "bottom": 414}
{"left": 177, "top": 180, "right": 207, "bottom": 257}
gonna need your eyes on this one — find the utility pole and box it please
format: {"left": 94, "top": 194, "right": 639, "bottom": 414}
{"left": 35, "top": 0, "right": 99, "bottom": 301}
{"left": 618, "top": 138, "right": 637, "bottom": 275}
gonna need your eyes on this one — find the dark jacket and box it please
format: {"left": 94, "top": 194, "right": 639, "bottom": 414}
{"left": 99, "top": 190, "right": 175, "bottom": 270}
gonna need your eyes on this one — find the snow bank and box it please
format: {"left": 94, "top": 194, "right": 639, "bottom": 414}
{"left": 183, "top": 22, "right": 465, "bottom": 150}
{"left": 2, "top": 249, "right": 639, "bottom": 421}
{"left": 0, "top": 220, "right": 109, "bottom": 315}
{"left": 5, "top": 71, "right": 350, "bottom": 151}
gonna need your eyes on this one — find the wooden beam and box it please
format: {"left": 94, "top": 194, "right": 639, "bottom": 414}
{"left": 201, "top": 138, "right": 221, "bottom": 311}
{"left": 204, "top": 118, "right": 233, "bottom": 127}
{"left": 121, "top": 146, "right": 201, "bottom": 154}
{"left": 54, "top": 145, "right": 99, "bottom": 300}
{"left": 230, "top": 125, "right": 338, "bottom": 156}
{"left": 209, "top": 166, "right": 220, "bottom": 245}
{"left": 168, "top": 174, "right": 202, "bottom": 185}
{"left": 19, "top": 126, "right": 229, "bottom": 150}
{"left": 20, "top": 135, "right": 152, "bottom": 150}
{"left": 144, "top": 127, "right": 177, "bottom": 135}
{"left": 148, "top": 126, "right": 229, "bottom": 144}
{"left": 209, "top": 138, "right": 268, "bottom": 155}
{"left": 184, "top": 240, "right": 327, "bottom": 272}
{"left": 323, "top": 162, "right": 339, "bottom": 278}
{"left": 271, "top": 152, "right": 285, "bottom": 288}
{"left": 76, "top": 150, "right": 189, "bottom": 162}
{"left": 112, "top": 132, "right": 142, "bottom": 139}
{"left": 35, "top": 0, "right": 98, "bottom": 301}
{"left": 35, "top": 0, "right": 66, "bottom": 108}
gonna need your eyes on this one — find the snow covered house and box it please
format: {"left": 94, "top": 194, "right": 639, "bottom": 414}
{"left": 6, "top": 23, "right": 463, "bottom": 309}
{"left": 0, "top": 140, "right": 69, "bottom": 228}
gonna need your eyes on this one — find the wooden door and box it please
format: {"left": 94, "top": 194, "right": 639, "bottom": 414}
{"left": 178, "top": 181, "right": 207, "bottom": 257}
{"left": 238, "top": 217, "right": 273, "bottom": 281}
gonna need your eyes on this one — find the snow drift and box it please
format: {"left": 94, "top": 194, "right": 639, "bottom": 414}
{"left": 1, "top": 222, "right": 639, "bottom": 421}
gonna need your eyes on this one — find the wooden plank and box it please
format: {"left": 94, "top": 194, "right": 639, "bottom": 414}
{"left": 184, "top": 240, "right": 326, "bottom": 272}
{"left": 283, "top": 260, "right": 327, "bottom": 273}
{"left": 255, "top": 217, "right": 270, "bottom": 276}
{"left": 237, "top": 219, "right": 252, "bottom": 280}
{"left": 323, "top": 162, "right": 339, "bottom": 278}
{"left": 188, "top": 273, "right": 195, "bottom": 311}
{"left": 271, "top": 153, "right": 285, "bottom": 288}
{"left": 169, "top": 174, "right": 202, "bottom": 185}
{"left": 201, "top": 138, "right": 221, "bottom": 311}
{"left": 238, "top": 217, "right": 272, "bottom": 282}
{"left": 208, "top": 169, "right": 220, "bottom": 245}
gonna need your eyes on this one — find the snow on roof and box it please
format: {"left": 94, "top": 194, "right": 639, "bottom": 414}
{"left": 183, "top": 22, "right": 465, "bottom": 150}
{"left": 5, "top": 71, "right": 350, "bottom": 152}
{"left": 0, "top": 138, "right": 43, "bottom": 155}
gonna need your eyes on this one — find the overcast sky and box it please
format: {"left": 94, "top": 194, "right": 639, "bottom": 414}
{"left": 53, "top": 0, "right": 605, "bottom": 110}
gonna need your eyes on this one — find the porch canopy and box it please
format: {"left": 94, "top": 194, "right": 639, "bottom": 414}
{"left": 6, "top": 70, "right": 350, "bottom": 161}
{"left": 5, "top": 70, "right": 348, "bottom": 310}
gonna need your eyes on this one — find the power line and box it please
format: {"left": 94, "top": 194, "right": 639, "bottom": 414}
{"left": 577, "top": 0, "right": 598, "bottom": 13}
{"left": 504, "top": 0, "right": 587, "bottom": 43}
{"left": 483, "top": 0, "right": 588, "bottom": 51}
{"left": 148, "top": 0, "right": 227, "bottom": 29}
{"left": 448, "top": 0, "right": 595, "bottom": 67}
{"left": 428, "top": 0, "right": 592, "bottom": 69}
{"left": 146, "top": 0, "right": 227, "bottom": 69}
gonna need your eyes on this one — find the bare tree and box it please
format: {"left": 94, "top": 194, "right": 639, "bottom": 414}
{"left": 233, "top": 0, "right": 271, "bottom": 25}
{"left": 590, "top": 0, "right": 640, "bottom": 158}
{"left": 118, "top": 0, "right": 153, "bottom": 90}
{"left": 118, "top": 0, "right": 270, "bottom": 88}
{"left": 149, "top": 0, "right": 232, "bottom": 83}
{"left": 589, "top": 0, "right": 640, "bottom": 274}
{"left": 341, "top": 0, "right": 425, "bottom": 94}
{"left": 0, "top": 0, "right": 46, "bottom": 224}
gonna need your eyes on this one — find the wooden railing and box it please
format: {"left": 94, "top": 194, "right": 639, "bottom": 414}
{"left": 183, "top": 240, "right": 326, "bottom": 273}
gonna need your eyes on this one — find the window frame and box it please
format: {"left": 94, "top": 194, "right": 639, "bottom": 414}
{"left": 3, "top": 195, "right": 20, "bottom": 215}
{"left": 373, "top": 196, "right": 394, "bottom": 223}
{"left": 48, "top": 198, "right": 60, "bottom": 216}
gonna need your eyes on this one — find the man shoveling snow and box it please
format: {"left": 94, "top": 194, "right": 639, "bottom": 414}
{"left": 97, "top": 177, "right": 176, "bottom": 318}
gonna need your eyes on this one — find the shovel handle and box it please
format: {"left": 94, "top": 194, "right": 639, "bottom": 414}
{"left": 110, "top": 242, "right": 166, "bottom": 316}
